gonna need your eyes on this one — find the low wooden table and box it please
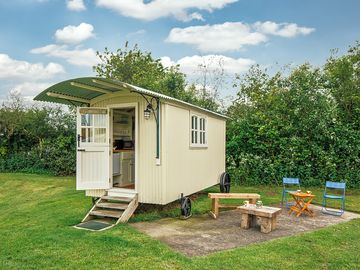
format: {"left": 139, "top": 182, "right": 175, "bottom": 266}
{"left": 237, "top": 205, "right": 282, "bottom": 233}
{"left": 208, "top": 193, "right": 261, "bottom": 219}
{"left": 288, "top": 192, "right": 315, "bottom": 217}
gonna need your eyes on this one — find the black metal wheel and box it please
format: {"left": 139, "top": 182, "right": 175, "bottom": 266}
{"left": 220, "top": 172, "right": 231, "bottom": 193}
{"left": 180, "top": 197, "right": 192, "bottom": 219}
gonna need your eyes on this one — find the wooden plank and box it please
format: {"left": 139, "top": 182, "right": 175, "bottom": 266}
{"left": 208, "top": 211, "right": 217, "bottom": 219}
{"left": 212, "top": 198, "right": 219, "bottom": 218}
{"left": 249, "top": 198, "right": 257, "bottom": 204}
{"left": 260, "top": 217, "right": 272, "bottom": 233}
{"left": 208, "top": 193, "right": 261, "bottom": 199}
{"left": 101, "top": 196, "right": 133, "bottom": 203}
{"left": 90, "top": 209, "right": 123, "bottom": 218}
{"left": 97, "top": 202, "right": 129, "bottom": 210}
{"left": 218, "top": 204, "right": 241, "bottom": 209}
{"left": 240, "top": 213, "right": 251, "bottom": 229}
{"left": 237, "top": 206, "right": 281, "bottom": 218}
{"left": 117, "top": 194, "right": 138, "bottom": 223}
{"left": 271, "top": 216, "right": 277, "bottom": 230}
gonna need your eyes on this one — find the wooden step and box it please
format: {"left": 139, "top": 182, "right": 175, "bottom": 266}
{"left": 97, "top": 202, "right": 129, "bottom": 210}
{"left": 101, "top": 196, "right": 133, "bottom": 203}
{"left": 90, "top": 209, "right": 123, "bottom": 219}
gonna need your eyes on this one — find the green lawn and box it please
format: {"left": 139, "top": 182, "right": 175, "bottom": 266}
{"left": 0, "top": 173, "right": 359, "bottom": 269}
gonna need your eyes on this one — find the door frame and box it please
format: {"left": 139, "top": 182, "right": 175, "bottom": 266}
{"left": 108, "top": 103, "right": 139, "bottom": 193}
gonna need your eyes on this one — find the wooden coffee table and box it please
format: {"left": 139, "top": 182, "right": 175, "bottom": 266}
{"left": 288, "top": 192, "right": 315, "bottom": 217}
{"left": 237, "top": 205, "right": 282, "bottom": 233}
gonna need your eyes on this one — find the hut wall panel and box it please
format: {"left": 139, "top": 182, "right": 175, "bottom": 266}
{"left": 164, "top": 104, "right": 226, "bottom": 204}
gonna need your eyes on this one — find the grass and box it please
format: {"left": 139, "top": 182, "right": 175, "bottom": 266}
{"left": 0, "top": 173, "right": 359, "bottom": 269}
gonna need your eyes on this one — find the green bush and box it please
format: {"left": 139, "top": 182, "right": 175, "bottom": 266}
{"left": 227, "top": 43, "right": 360, "bottom": 188}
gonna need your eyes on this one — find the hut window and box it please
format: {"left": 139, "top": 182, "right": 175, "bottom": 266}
{"left": 190, "top": 114, "right": 207, "bottom": 147}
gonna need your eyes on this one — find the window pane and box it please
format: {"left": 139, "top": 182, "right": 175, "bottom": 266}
{"left": 195, "top": 117, "right": 197, "bottom": 129}
{"left": 81, "top": 114, "right": 92, "bottom": 126}
{"left": 94, "top": 128, "right": 106, "bottom": 143}
{"left": 191, "top": 116, "right": 195, "bottom": 129}
{"left": 191, "top": 131, "right": 194, "bottom": 143}
{"left": 203, "top": 118, "right": 206, "bottom": 131}
{"left": 81, "top": 128, "right": 93, "bottom": 142}
{"left": 203, "top": 132, "right": 206, "bottom": 144}
{"left": 195, "top": 131, "right": 197, "bottom": 143}
{"left": 94, "top": 114, "right": 106, "bottom": 127}
{"left": 200, "top": 131, "right": 203, "bottom": 144}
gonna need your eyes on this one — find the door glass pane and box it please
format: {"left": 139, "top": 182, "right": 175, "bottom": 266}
{"left": 81, "top": 114, "right": 92, "bottom": 126}
{"left": 94, "top": 128, "right": 106, "bottom": 143}
{"left": 94, "top": 114, "right": 106, "bottom": 127}
{"left": 81, "top": 128, "right": 93, "bottom": 142}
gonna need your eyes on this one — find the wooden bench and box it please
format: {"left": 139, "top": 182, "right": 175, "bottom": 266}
{"left": 208, "top": 193, "right": 261, "bottom": 219}
{"left": 237, "top": 205, "right": 281, "bottom": 233}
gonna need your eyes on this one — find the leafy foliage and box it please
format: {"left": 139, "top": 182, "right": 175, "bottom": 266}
{"left": 227, "top": 43, "right": 360, "bottom": 187}
{"left": 0, "top": 94, "right": 76, "bottom": 175}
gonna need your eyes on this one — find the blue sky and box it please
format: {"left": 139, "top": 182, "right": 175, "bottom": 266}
{"left": 0, "top": 0, "right": 359, "bottom": 101}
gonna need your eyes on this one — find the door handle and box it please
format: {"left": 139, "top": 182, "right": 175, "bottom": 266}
{"left": 77, "top": 149, "right": 85, "bottom": 152}
{"left": 77, "top": 134, "right": 82, "bottom": 147}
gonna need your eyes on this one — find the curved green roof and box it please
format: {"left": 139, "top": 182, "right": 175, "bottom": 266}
{"left": 34, "top": 77, "right": 227, "bottom": 119}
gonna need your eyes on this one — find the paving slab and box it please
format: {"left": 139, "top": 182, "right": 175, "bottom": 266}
{"left": 130, "top": 205, "right": 360, "bottom": 256}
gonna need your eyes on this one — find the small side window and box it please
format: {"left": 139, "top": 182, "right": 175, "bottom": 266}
{"left": 190, "top": 114, "right": 207, "bottom": 148}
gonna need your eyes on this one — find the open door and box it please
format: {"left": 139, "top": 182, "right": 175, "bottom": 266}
{"left": 76, "top": 107, "right": 111, "bottom": 190}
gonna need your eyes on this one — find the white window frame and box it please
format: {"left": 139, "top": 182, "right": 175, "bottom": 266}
{"left": 190, "top": 113, "right": 208, "bottom": 148}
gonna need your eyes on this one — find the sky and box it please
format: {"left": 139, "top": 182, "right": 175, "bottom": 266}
{"left": 0, "top": 0, "right": 359, "bottom": 102}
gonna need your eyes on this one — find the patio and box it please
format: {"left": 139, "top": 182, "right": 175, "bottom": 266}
{"left": 131, "top": 204, "right": 360, "bottom": 256}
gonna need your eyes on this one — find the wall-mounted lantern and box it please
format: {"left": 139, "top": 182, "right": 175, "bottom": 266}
{"left": 144, "top": 105, "right": 152, "bottom": 120}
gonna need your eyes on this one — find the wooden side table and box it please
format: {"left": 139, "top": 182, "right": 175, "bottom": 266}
{"left": 288, "top": 192, "right": 315, "bottom": 217}
{"left": 237, "top": 205, "right": 282, "bottom": 233}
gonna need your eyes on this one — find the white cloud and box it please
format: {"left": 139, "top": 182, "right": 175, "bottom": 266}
{"left": 31, "top": 44, "right": 99, "bottom": 67}
{"left": 0, "top": 53, "right": 65, "bottom": 81}
{"left": 254, "top": 21, "right": 315, "bottom": 37}
{"left": 67, "top": 0, "right": 86, "bottom": 11}
{"left": 167, "top": 22, "right": 266, "bottom": 53}
{"left": 166, "top": 21, "right": 315, "bottom": 52}
{"left": 12, "top": 82, "right": 52, "bottom": 98}
{"left": 161, "top": 55, "right": 255, "bottom": 76}
{"left": 95, "top": 0, "right": 238, "bottom": 21}
{"left": 55, "top": 23, "right": 94, "bottom": 44}
{"left": 126, "top": 29, "right": 146, "bottom": 38}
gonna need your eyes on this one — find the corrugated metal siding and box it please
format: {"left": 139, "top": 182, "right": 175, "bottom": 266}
{"left": 164, "top": 104, "right": 226, "bottom": 204}
{"left": 90, "top": 92, "right": 164, "bottom": 204}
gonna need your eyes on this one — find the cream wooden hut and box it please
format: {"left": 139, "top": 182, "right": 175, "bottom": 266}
{"left": 35, "top": 77, "right": 227, "bottom": 226}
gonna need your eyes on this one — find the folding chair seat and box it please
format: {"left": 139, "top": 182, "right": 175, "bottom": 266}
{"left": 281, "top": 177, "right": 300, "bottom": 208}
{"left": 322, "top": 181, "right": 346, "bottom": 216}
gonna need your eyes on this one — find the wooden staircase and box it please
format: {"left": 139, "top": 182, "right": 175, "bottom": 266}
{"left": 81, "top": 190, "right": 138, "bottom": 230}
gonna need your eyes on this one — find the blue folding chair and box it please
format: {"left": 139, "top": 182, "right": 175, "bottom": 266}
{"left": 281, "top": 177, "right": 300, "bottom": 208}
{"left": 322, "top": 181, "right": 346, "bottom": 216}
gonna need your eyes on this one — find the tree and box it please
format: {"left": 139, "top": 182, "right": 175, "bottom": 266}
{"left": 227, "top": 52, "right": 359, "bottom": 187}
{"left": 94, "top": 42, "right": 190, "bottom": 99}
{"left": 94, "top": 42, "right": 223, "bottom": 112}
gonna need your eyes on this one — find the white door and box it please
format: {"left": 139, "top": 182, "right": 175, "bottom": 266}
{"left": 76, "top": 107, "right": 111, "bottom": 190}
